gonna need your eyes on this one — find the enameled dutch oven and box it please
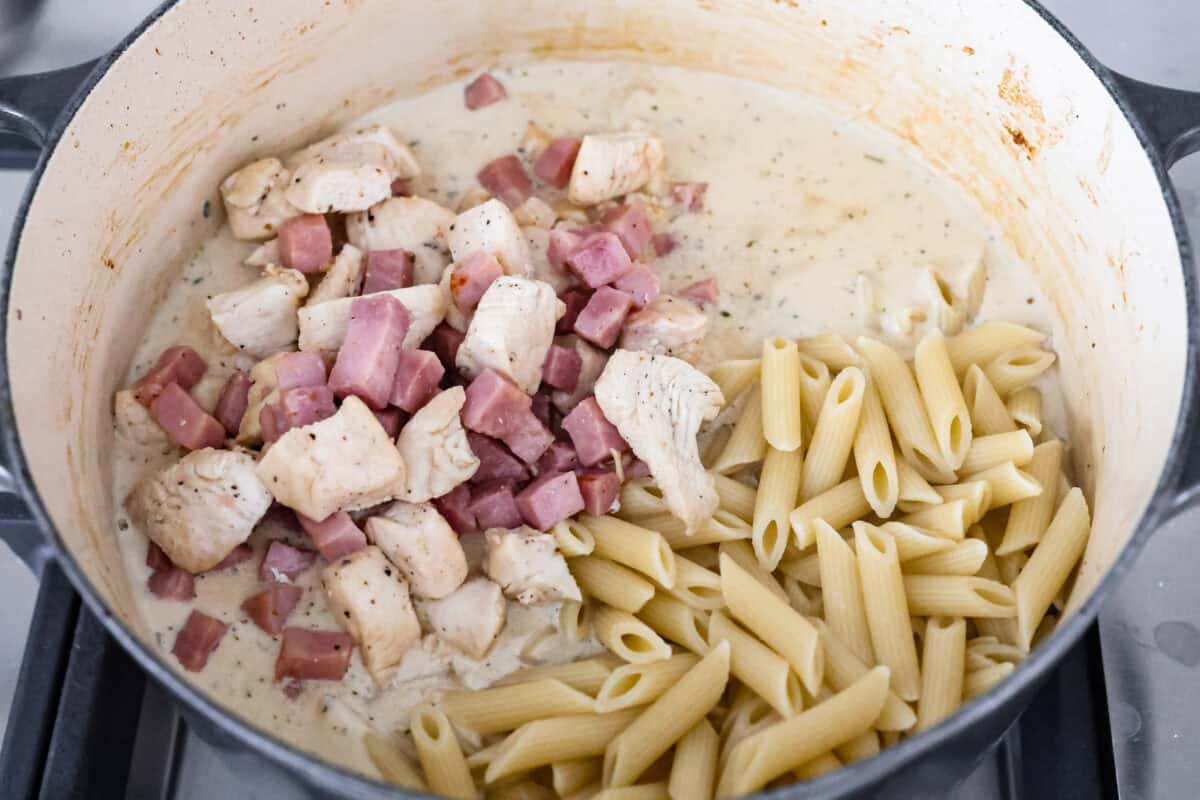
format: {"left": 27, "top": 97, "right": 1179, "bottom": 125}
{"left": 3, "top": 1, "right": 1200, "bottom": 797}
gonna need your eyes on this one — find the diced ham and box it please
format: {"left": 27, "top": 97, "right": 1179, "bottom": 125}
{"left": 602, "top": 204, "right": 654, "bottom": 259}
{"left": 652, "top": 233, "right": 677, "bottom": 257}
{"left": 671, "top": 182, "right": 708, "bottom": 213}
{"left": 207, "top": 543, "right": 254, "bottom": 572}
{"left": 277, "top": 214, "right": 333, "bottom": 273}
{"left": 531, "top": 392, "right": 554, "bottom": 430}
{"left": 214, "top": 371, "right": 252, "bottom": 435}
{"left": 261, "top": 385, "right": 337, "bottom": 443}
{"left": 477, "top": 155, "right": 532, "bottom": 209}
{"left": 564, "top": 232, "right": 633, "bottom": 288}
{"left": 612, "top": 262, "right": 661, "bottom": 308}
{"left": 372, "top": 407, "right": 403, "bottom": 438}
{"left": 468, "top": 482, "right": 524, "bottom": 530}
{"left": 390, "top": 349, "right": 445, "bottom": 413}
{"left": 133, "top": 345, "right": 207, "bottom": 407}
{"left": 148, "top": 566, "right": 195, "bottom": 601}
{"left": 275, "top": 351, "right": 328, "bottom": 390}
{"left": 678, "top": 277, "right": 720, "bottom": 308}
{"left": 423, "top": 323, "right": 467, "bottom": 370}
{"left": 536, "top": 440, "right": 578, "bottom": 475}
{"left": 150, "top": 383, "right": 226, "bottom": 450}
{"left": 433, "top": 483, "right": 476, "bottom": 533}
{"left": 624, "top": 457, "right": 652, "bottom": 481}
{"left": 362, "top": 249, "right": 414, "bottom": 294}
{"left": 297, "top": 511, "right": 367, "bottom": 561}
{"left": 534, "top": 137, "right": 582, "bottom": 189}
{"left": 172, "top": 611, "right": 228, "bottom": 672}
{"left": 468, "top": 433, "right": 529, "bottom": 484}
{"left": 578, "top": 470, "right": 621, "bottom": 515}
{"left": 548, "top": 229, "right": 584, "bottom": 273}
{"left": 541, "top": 344, "right": 582, "bottom": 392}
{"left": 464, "top": 72, "right": 507, "bottom": 110}
{"left": 561, "top": 397, "right": 629, "bottom": 467}
{"left": 275, "top": 627, "right": 354, "bottom": 681}
{"left": 461, "top": 369, "right": 533, "bottom": 439}
{"left": 503, "top": 413, "right": 556, "bottom": 464}
{"left": 449, "top": 251, "right": 503, "bottom": 310}
{"left": 147, "top": 541, "right": 172, "bottom": 571}
{"left": 259, "top": 540, "right": 318, "bottom": 582}
{"left": 328, "top": 294, "right": 411, "bottom": 409}
{"left": 242, "top": 584, "right": 303, "bottom": 636}
{"left": 573, "top": 286, "right": 633, "bottom": 349}
{"left": 390, "top": 178, "right": 411, "bottom": 197}
{"left": 515, "top": 471, "right": 585, "bottom": 530}
{"left": 557, "top": 289, "right": 591, "bottom": 335}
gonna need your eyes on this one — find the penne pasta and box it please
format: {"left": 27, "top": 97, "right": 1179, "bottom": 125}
{"left": 604, "top": 641, "right": 731, "bottom": 787}
{"left": 569, "top": 556, "right": 656, "bottom": 614}
{"left": 959, "top": 429, "right": 1035, "bottom": 475}
{"left": 782, "top": 575, "right": 818, "bottom": 616}
{"left": 753, "top": 445, "right": 803, "bottom": 569}
{"left": 1012, "top": 488, "right": 1091, "bottom": 649}
{"left": 789, "top": 477, "right": 872, "bottom": 550}
{"left": 797, "top": 353, "right": 833, "bottom": 441}
{"left": 639, "top": 509, "right": 751, "bottom": 550}
{"left": 594, "top": 653, "right": 700, "bottom": 712}
{"left": 945, "top": 321, "right": 1046, "bottom": 375}
{"left": 618, "top": 480, "right": 671, "bottom": 520}
{"left": 702, "top": 424, "right": 733, "bottom": 471}
{"left": 442, "top": 679, "right": 597, "bottom": 735}
{"left": 560, "top": 600, "right": 593, "bottom": 642}
{"left": 708, "top": 610, "right": 803, "bottom": 718}
{"left": 496, "top": 656, "right": 621, "bottom": 694}
{"left": 581, "top": 515, "right": 677, "bottom": 589}
{"left": 761, "top": 337, "right": 804, "bottom": 452}
{"left": 706, "top": 358, "right": 761, "bottom": 405}
{"left": 592, "top": 783, "right": 670, "bottom": 800}
{"left": 983, "top": 347, "right": 1056, "bottom": 397}
{"left": 966, "top": 636, "right": 1026, "bottom": 667}
{"left": 815, "top": 520, "right": 874, "bottom": 665}
{"left": 484, "top": 709, "right": 642, "bottom": 783}
{"left": 793, "top": 752, "right": 844, "bottom": 780}
{"left": 683, "top": 544, "right": 721, "bottom": 570}
{"left": 593, "top": 605, "right": 673, "bottom": 663}
{"left": 923, "top": 268, "right": 965, "bottom": 335}
{"left": 465, "top": 741, "right": 502, "bottom": 771}
{"left": 411, "top": 704, "right": 478, "bottom": 799}
{"left": 719, "top": 538, "right": 790, "bottom": 602}
{"left": 489, "top": 782, "right": 556, "bottom": 800}
{"left": 896, "top": 457, "right": 944, "bottom": 507}
{"left": 669, "top": 720, "right": 719, "bottom": 800}
{"left": 667, "top": 554, "right": 725, "bottom": 610}
{"left": 965, "top": 461, "right": 1042, "bottom": 510}
{"left": 915, "top": 616, "right": 966, "bottom": 732}
{"left": 900, "top": 499, "right": 969, "bottom": 540}
{"left": 364, "top": 732, "right": 427, "bottom": 792}
{"left": 553, "top": 758, "right": 602, "bottom": 798}
{"left": 553, "top": 518, "right": 597, "bottom": 558}
{"left": 996, "top": 549, "right": 1028, "bottom": 586}
{"left": 997, "top": 440, "right": 1063, "bottom": 555}
{"left": 915, "top": 329, "right": 973, "bottom": 470}
{"left": 902, "top": 575, "right": 1017, "bottom": 618}
{"left": 834, "top": 730, "right": 880, "bottom": 765}
{"left": 637, "top": 593, "right": 711, "bottom": 656}
{"left": 964, "top": 662, "right": 1016, "bottom": 700}
{"left": 1006, "top": 386, "right": 1043, "bottom": 437}
{"left": 853, "top": 376, "right": 900, "bottom": 517}
{"left": 963, "top": 255, "right": 988, "bottom": 317}
{"left": 879, "top": 521, "right": 958, "bottom": 562}
{"left": 853, "top": 522, "right": 921, "bottom": 701}
{"left": 711, "top": 384, "right": 767, "bottom": 475}
{"left": 798, "top": 333, "right": 862, "bottom": 370}
{"left": 904, "top": 538, "right": 988, "bottom": 576}
{"left": 969, "top": 527, "right": 1021, "bottom": 645}
{"left": 712, "top": 473, "right": 757, "bottom": 522}
{"left": 810, "top": 618, "right": 915, "bottom": 731}
{"left": 961, "top": 364, "right": 1018, "bottom": 436}
{"left": 934, "top": 480, "right": 991, "bottom": 526}
{"left": 800, "top": 367, "right": 866, "bottom": 501}
{"left": 778, "top": 551, "right": 822, "bottom": 587}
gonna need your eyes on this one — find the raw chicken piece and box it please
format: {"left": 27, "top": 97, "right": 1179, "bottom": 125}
{"left": 550, "top": 335, "right": 608, "bottom": 414}
{"left": 297, "top": 284, "right": 446, "bottom": 353}
{"left": 256, "top": 396, "right": 406, "bottom": 521}
{"left": 396, "top": 387, "right": 480, "bottom": 503}
{"left": 619, "top": 294, "right": 708, "bottom": 363}
{"left": 446, "top": 199, "right": 532, "bottom": 277}
{"left": 455, "top": 277, "right": 564, "bottom": 394}
{"left": 367, "top": 501, "right": 468, "bottom": 599}
{"left": 484, "top": 527, "right": 581, "bottom": 604}
{"left": 594, "top": 349, "right": 723, "bottom": 534}
{"left": 307, "top": 244, "right": 366, "bottom": 305}
{"left": 125, "top": 448, "right": 272, "bottom": 573}
{"left": 284, "top": 124, "right": 419, "bottom": 214}
{"left": 345, "top": 196, "right": 455, "bottom": 285}
{"left": 567, "top": 132, "right": 665, "bottom": 205}
{"left": 220, "top": 157, "right": 300, "bottom": 241}
{"left": 322, "top": 546, "right": 421, "bottom": 682}
{"left": 207, "top": 266, "right": 309, "bottom": 358}
{"left": 420, "top": 577, "right": 506, "bottom": 659}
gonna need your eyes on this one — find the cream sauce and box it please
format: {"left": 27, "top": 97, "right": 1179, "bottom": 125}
{"left": 112, "top": 59, "right": 1065, "bottom": 778}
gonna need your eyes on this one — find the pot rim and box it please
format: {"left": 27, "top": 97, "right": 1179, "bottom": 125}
{"left": 1, "top": 0, "right": 1195, "bottom": 796}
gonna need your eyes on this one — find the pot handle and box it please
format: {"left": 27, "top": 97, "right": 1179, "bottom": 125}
{"left": 1108, "top": 70, "right": 1200, "bottom": 168}
{"left": 0, "top": 60, "right": 97, "bottom": 169}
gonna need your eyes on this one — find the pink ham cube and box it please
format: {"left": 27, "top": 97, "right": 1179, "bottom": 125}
{"left": 362, "top": 250, "right": 414, "bottom": 294}
{"left": 536, "top": 441, "right": 579, "bottom": 476}
{"left": 390, "top": 349, "right": 445, "bottom": 413}
{"left": 148, "top": 566, "right": 195, "bottom": 601}
{"left": 275, "top": 351, "right": 328, "bottom": 391}
{"left": 652, "top": 233, "right": 677, "bottom": 257}
{"left": 541, "top": 344, "right": 582, "bottom": 392}
{"left": 468, "top": 482, "right": 524, "bottom": 530}
{"left": 612, "top": 262, "right": 660, "bottom": 308}
{"left": 464, "top": 72, "right": 507, "bottom": 110}
{"left": 372, "top": 407, "right": 403, "bottom": 438}
{"left": 557, "top": 289, "right": 591, "bottom": 335}
{"left": 423, "top": 324, "right": 466, "bottom": 370}
{"left": 502, "top": 413, "right": 555, "bottom": 464}
{"left": 278, "top": 214, "right": 333, "bottom": 273}
{"left": 172, "top": 611, "right": 228, "bottom": 672}
{"left": 213, "top": 371, "right": 252, "bottom": 435}
{"left": 468, "top": 433, "right": 529, "bottom": 484}
{"left": 261, "top": 385, "right": 337, "bottom": 443}
{"left": 573, "top": 287, "right": 633, "bottom": 349}
{"left": 296, "top": 512, "right": 367, "bottom": 561}
{"left": 259, "top": 540, "right": 318, "bottom": 582}
{"left": 151, "top": 383, "right": 226, "bottom": 450}
{"left": 477, "top": 155, "right": 532, "bottom": 209}
{"left": 516, "top": 471, "right": 585, "bottom": 530}
{"left": 602, "top": 204, "right": 654, "bottom": 259}
{"left": 328, "top": 294, "right": 411, "bottom": 410}
{"left": 462, "top": 370, "right": 553, "bottom": 463}
{"left": 531, "top": 392, "right": 554, "bottom": 430}
{"left": 206, "top": 544, "right": 254, "bottom": 573}
{"left": 548, "top": 229, "right": 585, "bottom": 273}
{"left": 561, "top": 397, "right": 629, "bottom": 467}
{"left": 433, "top": 484, "right": 476, "bottom": 533}
{"left": 670, "top": 182, "right": 708, "bottom": 213}
{"left": 242, "top": 584, "right": 303, "bottom": 636}
{"left": 565, "top": 232, "right": 633, "bottom": 288}
{"left": 678, "top": 276, "right": 720, "bottom": 308}
{"left": 147, "top": 542, "right": 173, "bottom": 571}
{"left": 534, "top": 136, "right": 582, "bottom": 189}
{"left": 133, "top": 345, "right": 207, "bottom": 407}
{"left": 578, "top": 470, "right": 621, "bottom": 515}
{"left": 449, "top": 251, "right": 503, "bottom": 310}
{"left": 275, "top": 628, "right": 353, "bottom": 681}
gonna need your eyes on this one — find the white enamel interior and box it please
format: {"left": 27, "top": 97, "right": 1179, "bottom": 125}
{"left": 5, "top": 0, "right": 1186, "bottom": 641}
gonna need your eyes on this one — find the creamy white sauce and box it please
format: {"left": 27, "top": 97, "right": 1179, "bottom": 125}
{"left": 112, "top": 59, "right": 1064, "bottom": 778}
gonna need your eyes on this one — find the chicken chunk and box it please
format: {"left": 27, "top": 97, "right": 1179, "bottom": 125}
{"left": 456, "top": 277, "right": 564, "bottom": 394}
{"left": 446, "top": 199, "right": 532, "bottom": 277}
{"left": 484, "top": 527, "right": 581, "bottom": 605}
{"left": 346, "top": 196, "right": 455, "bottom": 285}
{"left": 594, "top": 349, "right": 724, "bottom": 534}
{"left": 567, "top": 132, "right": 665, "bottom": 205}
{"left": 244, "top": 238, "right": 279, "bottom": 267}
{"left": 523, "top": 226, "right": 573, "bottom": 294}
{"left": 306, "top": 244, "right": 366, "bottom": 305}
{"left": 235, "top": 352, "right": 287, "bottom": 445}
{"left": 322, "top": 546, "right": 421, "bottom": 682}
{"left": 284, "top": 124, "right": 420, "bottom": 214}
{"left": 114, "top": 388, "right": 174, "bottom": 450}
{"left": 298, "top": 284, "right": 446, "bottom": 353}
{"left": 256, "top": 396, "right": 406, "bottom": 520}
{"left": 396, "top": 387, "right": 479, "bottom": 503}
{"left": 420, "top": 577, "right": 507, "bottom": 659}
{"left": 125, "top": 448, "right": 272, "bottom": 573}
{"left": 437, "top": 265, "right": 474, "bottom": 333}
{"left": 220, "top": 157, "right": 301, "bottom": 241}
{"left": 366, "top": 502, "right": 468, "bottom": 599}
{"left": 550, "top": 335, "right": 609, "bottom": 414}
{"left": 619, "top": 294, "right": 708, "bottom": 363}
{"left": 207, "top": 266, "right": 309, "bottom": 358}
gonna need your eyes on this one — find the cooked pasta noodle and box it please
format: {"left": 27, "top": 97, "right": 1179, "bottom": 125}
{"left": 853, "top": 376, "right": 900, "bottom": 516}
{"left": 945, "top": 321, "right": 1046, "bottom": 374}
{"left": 592, "top": 606, "right": 673, "bottom": 664}
{"left": 997, "top": 440, "right": 1063, "bottom": 555}
{"left": 789, "top": 477, "right": 871, "bottom": 550}
{"left": 669, "top": 720, "right": 719, "bottom": 800}
{"left": 961, "top": 364, "right": 1018, "bottom": 436}
{"left": 711, "top": 384, "right": 767, "bottom": 475}
{"left": 797, "top": 334, "right": 861, "bottom": 370}
{"left": 815, "top": 520, "right": 874, "bottom": 665}
{"left": 914, "top": 329, "right": 973, "bottom": 469}
{"left": 442, "top": 680, "right": 597, "bottom": 735}
{"left": 914, "top": 616, "right": 966, "bottom": 732}
{"left": 983, "top": 347, "right": 1056, "bottom": 397}
{"left": 1012, "top": 488, "right": 1091, "bottom": 649}
{"left": 853, "top": 523, "right": 921, "bottom": 701}
{"left": 569, "top": 556, "right": 656, "bottom": 613}
{"left": 1006, "top": 386, "right": 1043, "bottom": 437}
{"left": 637, "top": 593, "right": 711, "bottom": 655}
{"left": 800, "top": 367, "right": 866, "bottom": 501}
{"left": 760, "top": 337, "right": 804, "bottom": 452}
{"left": 752, "top": 445, "right": 803, "bottom": 569}
{"left": 411, "top": 704, "right": 477, "bottom": 799}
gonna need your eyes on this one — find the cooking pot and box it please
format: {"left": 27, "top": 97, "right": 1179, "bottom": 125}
{"left": 2, "top": 1, "right": 1199, "bottom": 796}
